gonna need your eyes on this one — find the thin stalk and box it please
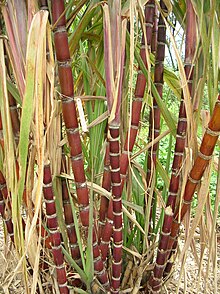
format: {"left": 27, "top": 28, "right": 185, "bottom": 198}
{"left": 166, "top": 93, "right": 220, "bottom": 276}
{"left": 146, "top": 0, "right": 168, "bottom": 233}
{"left": 100, "top": 199, "right": 113, "bottom": 261}
{"left": 156, "top": 0, "right": 197, "bottom": 279}
{"left": 98, "top": 140, "right": 111, "bottom": 242}
{"left": 109, "top": 124, "right": 122, "bottom": 294}
{"left": 99, "top": 0, "right": 155, "bottom": 272}
{"left": 166, "top": 0, "right": 196, "bottom": 211}
{"left": 39, "top": 0, "right": 49, "bottom": 10}
{"left": 147, "top": 206, "right": 173, "bottom": 292}
{"left": 103, "top": 1, "right": 127, "bottom": 291}
{"left": 0, "top": 113, "right": 4, "bottom": 150}
{"left": 60, "top": 154, "right": 83, "bottom": 288}
{"left": 51, "top": 1, "right": 109, "bottom": 289}
{"left": 144, "top": 0, "right": 197, "bottom": 288}
{"left": 151, "top": 5, "right": 158, "bottom": 55}
{"left": 120, "top": 1, "right": 155, "bottom": 188}
{"left": 162, "top": 1, "right": 197, "bottom": 278}
{"left": 43, "top": 164, "right": 69, "bottom": 294}
{"left": 61, "top": 173, "right": 81, "bottom": 264}
{"left": 0, "top": 171, "right": 14, "bottom": 241}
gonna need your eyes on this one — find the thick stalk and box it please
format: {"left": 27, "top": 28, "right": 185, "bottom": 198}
{"left": 51, "top": 1, "right": 109, "bottom": 289}
{"left": 43, "top": 164, "right": 69, "bottom": 294}
{"left": 146, "top": 1, "right": 168, "bottom": 231}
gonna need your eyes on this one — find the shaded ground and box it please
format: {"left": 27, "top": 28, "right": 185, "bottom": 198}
{"left": 0, "top": 219, "right": 219, "bottom": 293}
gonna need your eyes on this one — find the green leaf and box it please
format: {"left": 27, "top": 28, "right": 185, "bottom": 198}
{"left": 7, "top": 80, "right": 22, "bottom": 105}
{"left": 62, "top": 247, "right": 88, "bottom": 284}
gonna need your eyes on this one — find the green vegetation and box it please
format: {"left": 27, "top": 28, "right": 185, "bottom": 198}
{"left": 0, "top": 0, "right": 219, "bottom": 293}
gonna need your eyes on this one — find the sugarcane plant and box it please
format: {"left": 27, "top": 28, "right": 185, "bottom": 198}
{"left": 0, "top": 0, "right": 219, "bottom": 294}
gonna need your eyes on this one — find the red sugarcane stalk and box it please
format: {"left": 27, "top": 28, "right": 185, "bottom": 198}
{"left": 61, "top": 177, "right": 81, "bottom": 264}
{"left": 160, "top": 0, "right": 196, "bottom": 277}
{"left": 39, "top": 0, "right": 49, "bottom": 10}
{"left": 100, "top": 199, "right": 113, "bottom": 261}
{"left": 3, "top": 42, "right": 20, "bottom": 145}
{"left": 98, "top": 141, "right": 111, "bottom": 242}
{"left": 166, "top": 93, "right": 220, "bottom": 272}
{"left": 149, "top": 94, "right": 220, "bottom": 290}
{"left": 151, "top": 5, "right": 158, "bottom": 55}
{"left": 146, "top": 0, "right": 168, "bottom": 231}
{"left": 120, "top": 1, "right": 155, "bottom": 188}
{"left": 166, "top": 0, "right": 196, "bottom": 211}
{"left": 109, "top": 125, "right": 122, "bottom": 294}
{"left": 147, "top": 206, "right": 173, "bottom": 292}
{"left": 102, "top": 1, "right": 126, "bottom": 291}
{"left": 51, "top": 0, "right": 109, "bottom": 289}
{"left": 60, "top": 154, "right": 81, "bottom": 267}
{"left": 43, "top": 164, "right": 69, "bottom": 294}
{"left": 99, "top": 0, "right": 155, "bottom": 269}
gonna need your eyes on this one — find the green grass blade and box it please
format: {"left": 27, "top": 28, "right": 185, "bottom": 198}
{"left": 62, "top": 247, "right": 88, "bottom": 284}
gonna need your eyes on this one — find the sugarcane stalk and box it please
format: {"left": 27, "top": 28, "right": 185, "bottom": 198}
{"left": 151, "top": 5, "right": 158, "bottom": 55}
{"left": 61, "top": 154, "right": 82, "bottom": 270}
{"left": 158, "top": 0, "right": 196, "bottom": 279}
{"left": 100, "top": 199, "right": 113, "bottom": 261}
{"left": 120, "top": 1, "right": 155, "bottom": 188}
{"left": 51, "top": 0, "right": 109, "bottom": 289}
{"left": 39, "top": 0, "right": 49, "bottom": 10}
{"left": 109, "top": 125, "right": 122, "bottom": 294}
{"left": 165, "top": 93, "right": 220, "bottom": 275}
{"left": 98, "top": 140, "right": 111, "bottom": 242}
{"left": 166, "top": 0, "right": 196, "bottom": 211}
{"left": 99, "top": 0, "right": 155, "bottom": 271}
{"left": 102, "top": 2, "right": 155, "bottom": 266}
{"left": 146, "top": 206, "right": 173, "bottom": 292}
{"left": 43, "top": 164, "right": 69, "bottom": 294}
{"left": 102, "top": 1, "right": 127, "bottom": 291}
{"left": 146, "top": 0, "right": 168, "bottom": 233}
